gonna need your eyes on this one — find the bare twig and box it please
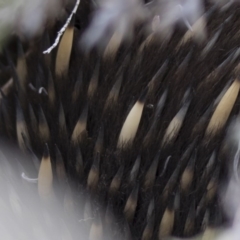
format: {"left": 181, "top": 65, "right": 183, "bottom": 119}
{"left": 43, "top": 0, "right": 80, "bottom": 54}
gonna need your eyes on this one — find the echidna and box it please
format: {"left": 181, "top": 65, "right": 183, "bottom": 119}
{"left": 1, "top": 0, "right": 240, "bottom": 239}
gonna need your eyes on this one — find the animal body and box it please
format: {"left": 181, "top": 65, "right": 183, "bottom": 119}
{"left": 1, "top": 1, "right": 240, "bottom": 240}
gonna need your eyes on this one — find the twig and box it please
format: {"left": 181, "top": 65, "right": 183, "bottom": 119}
{"left": 43, "top": 0, "right": 81, "bottom": 54}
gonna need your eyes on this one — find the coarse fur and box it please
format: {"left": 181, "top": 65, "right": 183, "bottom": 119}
{"left": 1, "top": 1, "right": 240, "bottom": 240}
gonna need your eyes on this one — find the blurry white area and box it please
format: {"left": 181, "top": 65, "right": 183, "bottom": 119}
{"left": 217, "top": 116, "right": 240, "bottom": 240}
{"left": 0, "top": 0, "right": 236, "bottom": 51}
{"left": 0, "top": 0, "right": 66, "bottom": 40}
{"left": 80, "top": 0, "right": 206, "bottom": 50}
{"left": 0, "top": 143, "right": 112, "bottom": 240}
{"left": 80, "top": 0, "right": 240, "bottom": 51}
{"left": 222, "top": 178, "right": 240, "bottom": 223}
{"left": 80, "top": 0, "right": 146, "bottom": 50}
{"left": 216, "top": 178, "right": 240, "bottom": 240}
{"left": 154, "top": 0, "right": 204, "bottom": 39}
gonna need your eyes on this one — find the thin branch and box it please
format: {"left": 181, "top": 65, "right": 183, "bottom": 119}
{"left": 43, "top": 0, "right": 81, "bottom": 54}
